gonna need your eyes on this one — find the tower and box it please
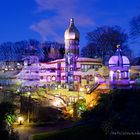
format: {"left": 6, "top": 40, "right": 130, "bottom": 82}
{"left": 108, "top": 45, "right": 130, "bottom": 85}
{"left": 64, "top": 18, "right": 80, "bottom": 90}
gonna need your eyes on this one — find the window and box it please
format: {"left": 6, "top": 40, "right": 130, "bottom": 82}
{"left": 70, "top": 68, "right": 73, "bottom": 71}
{"left": 50, "top": 68, "right": 56, "bottom": 73}
{"left": 47, "top": 76, "right": 51, "bottom": 82}
{"left": 52, "top": 76, "right": 56, "bottom": 81}
{"left": 69, "top": 96, "right": 76, "bottom": 103}
{"left": 81, "top": 64, "right": 90, "bottom": 72}
{"left": 62, "top": 76, "right": 66, "bottom": 80}
{"left": 40, "top": 76, "right": 43, "bottom": 80}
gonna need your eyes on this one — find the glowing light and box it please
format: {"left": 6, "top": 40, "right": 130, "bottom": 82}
{"left": 94, "top": 76, "right": 98, "bottom": 83}
{"left": 79, "top": 96, "right": 84, "bottom": 99}
{"left": 79, "top": 87, "right": 83, "bottom": 92}
{"left": 79, "top": 107, "right": 82, "bottom": 110}
{"left": 53, "top": 100, "right": 60, "bottom": 107}
{"left": 89, "top": 104, "right": 93, "bottom": 108}
{"left": 87, "top": 87, "right": 90, "bottom": 92}
{"left": 116, "top": 44, "right": 120, "bottom": 48}
{"left": 52, "top": 98, "right": 66, "bottom": 108}
{"left": 5, "top": 68, "right": 8, "bottom": 71}
{"left": 110, "top": 70, "right": 114, "bottom": 81}
{"left": 110, "top": 70, "right": 114, "bottom": 75}
{"left": 58, "top": 85, "right": 61, "bottom": 89}
{"left": 69, "top": 109, "right": 73, "bottom": 114}
{"left": 18, "top": 116, "right": 24, "bottom": 124}
{"left": 52, "top": 76, "right": 56, "bottom": 81}
{"left": 27, "top": 92, "right": 31, "bottom": 96}
{"left": 16, "top": 89, "right": 20, "bottom": 93}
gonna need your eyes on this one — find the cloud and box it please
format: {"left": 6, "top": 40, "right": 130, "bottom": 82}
{"left": 30, "top": 0, "right": 95, "bottom": 42}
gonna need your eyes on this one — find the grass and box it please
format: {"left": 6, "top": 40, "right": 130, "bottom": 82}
{"left": 33, "top": 122, "right": 105, "bottom": 140}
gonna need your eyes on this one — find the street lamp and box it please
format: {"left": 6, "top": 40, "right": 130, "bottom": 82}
{"left": 27, "top": 92, "right": 31, "bottom": 123}
{"left": 18, "top": 116, "right": 24, "bottom": 125}
{"left": 27, "top": 91, "right": 31, "bottom": 96}
{"left": 78, "top": 87, "right": 83, "bottom": 100}
{"left": 16, "top": 88, "right": 22, "bottom": 115}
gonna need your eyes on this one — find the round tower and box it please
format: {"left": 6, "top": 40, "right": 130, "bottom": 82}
{"left": 64, "top": 18, "right": 80, "bottom": 91}
{"left": 64, "top": 18, "right": 80, "bottom": 57}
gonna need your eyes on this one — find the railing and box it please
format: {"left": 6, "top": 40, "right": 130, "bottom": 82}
{"left": 86, "top": 83, "right": 100, "bottom": 94}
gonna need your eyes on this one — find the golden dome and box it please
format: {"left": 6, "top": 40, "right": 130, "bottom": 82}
{"left": 64, "top": 18, "right": 80, "bottom": 40}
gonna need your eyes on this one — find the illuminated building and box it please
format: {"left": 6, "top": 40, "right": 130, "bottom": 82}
{"left": 65, "top": 18, "right": 79, "bottom": 90}
{"left": 18, "top": 19, "right": 103, "bottom": 90}
{"left": 108, "top": 45, "right": 130, "bottom": 85}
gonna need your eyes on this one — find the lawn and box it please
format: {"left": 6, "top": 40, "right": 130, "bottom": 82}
{"left": 33, "top": 122, "right": 106, "bottom": 140}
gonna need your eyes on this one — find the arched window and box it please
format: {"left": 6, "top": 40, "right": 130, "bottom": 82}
{"left": 47, "top": 76, "right": 51, "bottom": 82}
{"left": 52, "top": 76, "right": 56, "bottom": 81}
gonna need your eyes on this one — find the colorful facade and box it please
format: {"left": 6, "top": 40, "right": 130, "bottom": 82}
{"left": 108, "top": 45, "right": 130, "bottom": 85}
{"left": 18, "top": 19, "right": 103, "bottom": 90}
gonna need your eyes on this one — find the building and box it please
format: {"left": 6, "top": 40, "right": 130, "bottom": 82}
{"left": 108, "top": 45, "right": 130, "bottom": 85}
{"left": 18, "top": 19, "right": 103, "bottom": 90}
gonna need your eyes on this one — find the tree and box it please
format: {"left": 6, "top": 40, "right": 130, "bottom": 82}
{"left": 0, "top": 39, "right": 65, "bottom": 62}
{"left": 0, "top": 102, "right": 19, "bottom": 140}
{"left": 130, "top": 15, "right": 140, "bottom": 39}
{"left": 81, "top": 89, "right": 140, "bottom": 139}
{"left": 23, "top": 39, "right": 45, "bottom": 61}
{"left": 81, "top": 26, "right": 129, "bottom": 64}
{"left": 0, "top": 39, "right": 44, "bottom": 62}
{"left": 42, "top": 42, "right": 64, "bottom": 62}
{"left": 130, "top": 15, "right": 140, "bottom": 59}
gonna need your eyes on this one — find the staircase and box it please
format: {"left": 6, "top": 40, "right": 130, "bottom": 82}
{"left": 86, "top": 83, "right": 100, "bottom": 94}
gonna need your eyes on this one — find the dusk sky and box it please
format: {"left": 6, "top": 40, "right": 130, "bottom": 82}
{"left": 0, "top": 0, "right": 140, "bottom": 55}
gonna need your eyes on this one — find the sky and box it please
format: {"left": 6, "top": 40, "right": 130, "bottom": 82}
{"left": 0, "top": 0, "right": 140, "bottom": 55}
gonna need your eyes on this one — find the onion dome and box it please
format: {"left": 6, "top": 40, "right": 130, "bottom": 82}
{"left": 108, "top": 45, "right": 130, "bottom": 67}
{"left": 64, "top": 18, "right": 80, "bottom": 40}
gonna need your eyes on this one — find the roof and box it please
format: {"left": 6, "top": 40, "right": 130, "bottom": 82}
{"left": 64, "top": 18, "right": 80, "bottom": 40}
{"left": 41, "top": 57, "right": 102, "bottom": 65}
{"left": 108, "top": 48, "right": 130, "bottom": 67}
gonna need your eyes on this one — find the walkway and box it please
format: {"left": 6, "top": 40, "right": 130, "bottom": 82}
{"left": 13, "top": 120, "right": 73, "bottom": 140}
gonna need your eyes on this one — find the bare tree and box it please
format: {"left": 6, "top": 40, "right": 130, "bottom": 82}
{"left": 42, "top": 42, "right": 64, "bottom": 62}
{"left": 130, "top": 15, "right": 140, "bottom": 38}
{"left": 81, "top": 26, "right": 129, "bottom": 64}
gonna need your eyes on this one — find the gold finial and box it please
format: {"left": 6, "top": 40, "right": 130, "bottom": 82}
{"left": 70, "top": 18, "right": 74, "bottom": 24}
{"left": 117, "top": 44, "right": 120, "bottom": 48}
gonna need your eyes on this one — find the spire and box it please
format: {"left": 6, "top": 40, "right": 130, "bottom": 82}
{"left": 116, "top": 45, "right": 123, "bottom": 67}
{"left": 70, "top": 18, "right": 74, "bottom": 24}
{"left": 116, "top": 44, "right": 120, "bottom": 49}
{"left": 69, "top": 18, "right": 75, "bottom": 28}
